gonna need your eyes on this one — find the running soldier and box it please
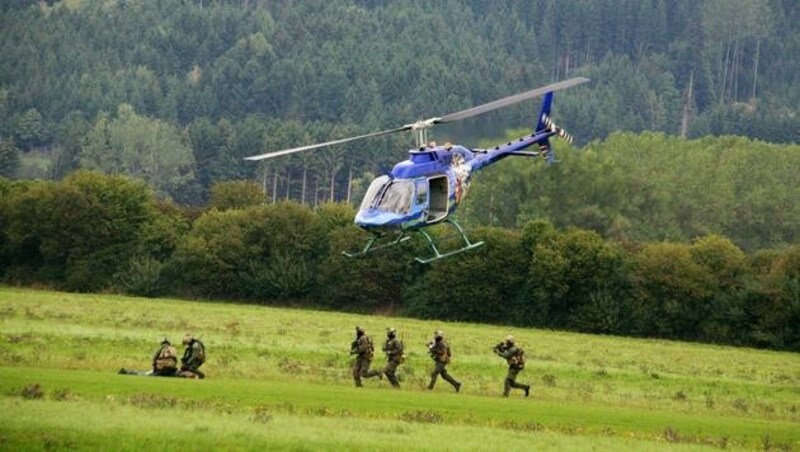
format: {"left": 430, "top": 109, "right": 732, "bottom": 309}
{"left": 427, "top": 330, "right": 461, "bottom": 392}
{"left": 379, "top": 327, "right": 405, "bottom": 388}
{"left": 493, "top": 335, "right": 530, "bottom": 397}
{"left": 350, "top": 326, "right": 381, "bottom": 387}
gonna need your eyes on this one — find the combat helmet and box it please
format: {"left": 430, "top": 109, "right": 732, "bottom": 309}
{"left": 505, "top": 335, "right": 515, "bottom": 344}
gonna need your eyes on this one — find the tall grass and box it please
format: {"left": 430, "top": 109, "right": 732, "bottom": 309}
{"left": 0, "top": 287, "right": 798, "bottom": 450}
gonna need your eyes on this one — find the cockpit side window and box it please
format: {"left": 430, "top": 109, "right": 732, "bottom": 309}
{"left": 378, "top": 180, "right": 414, "bottom": 214}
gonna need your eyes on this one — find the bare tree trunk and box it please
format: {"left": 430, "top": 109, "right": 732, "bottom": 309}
{"left": 285, "top": 168, "right": 291, "bottom": 200}
{"left": 301, "top": 167, "right": 307, "bottom": 205}
{"left": 329, "top": 168, "right": 336, "bottom": 203}
{"left": 751, "top": 38, "right": 760, "bottom": 104}
{"left": 261, "top": 165, "right": 269, "bottom": 199}
{"left": 272, "top": 171, "right": 278, "bottom": 203}
{"left": 489, "top": 193, "right": 494, "bottom": 226}
{"left": 346, "top": 165, "right": 353, "bottom": 204}
{"left": 720, "top": 42, "right": 730, "bottom": 104}
{"left": 680, "top": 71, "right": 694, "bottom": 138}
{"left": 314, "top": 176, "right": 319, "bottom": 208}
{"left": 732, "top": 39, "right": 740, "bottom": 103}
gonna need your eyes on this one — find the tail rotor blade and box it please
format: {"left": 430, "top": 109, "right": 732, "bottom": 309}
{"left": 540, "top": 114, "right": 573, "bottom": 144}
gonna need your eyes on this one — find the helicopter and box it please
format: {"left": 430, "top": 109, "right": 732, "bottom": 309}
{"left": 246, "top": 77, "right": 589, "bottom": 263}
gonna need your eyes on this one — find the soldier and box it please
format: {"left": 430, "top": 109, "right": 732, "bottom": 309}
{"left": 179, "top": 333, "right": 206, "bottom": 379}
{"left": 118, "top": 337, "right": 178, "bottom": 377}
{"left": 427, "top": 330, "right": 461, "bottom": 392}
{"left": 350, "top": 326, "right": 380, "bottom": 387}
{"left": 151, "top": 338, "right": 178, "bottom": 377}
{"left": 493, "top": 335, "right": 530, "bottom": 397}
{"left": 379, "top": 327, "right": 405, "bottom": 388}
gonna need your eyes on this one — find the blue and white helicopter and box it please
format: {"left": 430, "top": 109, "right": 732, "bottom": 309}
{"left": 246, "top": 77, "right": 589, "bottom": 263}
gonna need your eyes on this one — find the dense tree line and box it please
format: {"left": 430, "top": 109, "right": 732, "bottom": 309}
{"left": 1, "top": 0, "right": 798, "bottom": 203}
{"left": 1, "top": 171, "right": 798, "bottom": 351}
{"left": 461, "top": 131, "right": 800, "bottom": 252}
{"left": 1, "top": 1, "right": 798, "bottom": 350}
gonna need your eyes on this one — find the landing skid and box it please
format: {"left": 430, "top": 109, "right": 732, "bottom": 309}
{"left": 342, "top": 219, "right": 483, "bottom": 263}
{"left": 342, "top": 232, "right": 411, "bottom": 258}
{"left": 414, "top": 219, "right": 483, "bottom": 264}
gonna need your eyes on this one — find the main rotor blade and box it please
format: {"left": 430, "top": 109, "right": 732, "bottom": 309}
{"left": 244, "top": 125, "right": 410, "bottom": 161}
{"left": 435, "top": 77, "right": 590, "bottom": 124}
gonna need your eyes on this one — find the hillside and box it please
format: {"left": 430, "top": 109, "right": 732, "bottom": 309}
{"left": 1, "top": 0, "right": 798, "bottom": 203}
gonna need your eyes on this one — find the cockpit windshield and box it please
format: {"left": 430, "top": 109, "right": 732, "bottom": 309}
{"left": 359, "top": 176, "right": 414, "bottom": 214}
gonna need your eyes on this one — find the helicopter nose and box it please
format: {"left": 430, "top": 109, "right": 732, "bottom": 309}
{"left": 355, "top": 208, "right": 405, "bottom": 229}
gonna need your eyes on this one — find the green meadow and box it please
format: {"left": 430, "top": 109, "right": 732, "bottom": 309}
{"left": 0, "top": 287, "right": 798, "bottom": 450}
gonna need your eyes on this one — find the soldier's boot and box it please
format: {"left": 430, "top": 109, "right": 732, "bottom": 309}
{"left": 386, "top": 372, "right": 400, "bottom": 388}
{"left": 427, "top": 377, "right": 436, "bottom": 390}
{"left": 524, "top": 385, "right": 531, "bottom": 397}
{"left": 510, "top": 381, "right": 531, "bottom": 397}
{"left": 442, "top": 373, "right": 461, "bottom": 393}
{"left": 503, "top": 379, "right": 512, "bottom": 397}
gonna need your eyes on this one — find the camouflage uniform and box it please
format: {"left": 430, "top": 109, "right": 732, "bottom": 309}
{"left": 351, "top": 327, "right": 380, "bottom": 387}
{"left": 151, "top": 339, "right": 178, "bottom": 377}
{"left": 180, "top": 334, "right": 206, "bottom": 379}
{"left": 427, "top": 331, "right": 461, "bottom": 392}
{"left": 117, "top": 338, "right": 177, "bottom": 377}
{"left": 380, "top": 328, "right": 404, "bottom": 388}
{"left": 494, "top": 335, "right": 530, "bottom": 397}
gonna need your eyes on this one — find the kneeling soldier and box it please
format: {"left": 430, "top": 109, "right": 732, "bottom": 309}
{"left": 152, "top": 338, "right": 178, "bottom": 376}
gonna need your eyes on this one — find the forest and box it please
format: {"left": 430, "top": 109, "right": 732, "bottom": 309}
{"left": 0, "top": 1, "right": 799, "bottom": 350}
{"left": 1, "top": 0, "right": 798, "bottom": 203}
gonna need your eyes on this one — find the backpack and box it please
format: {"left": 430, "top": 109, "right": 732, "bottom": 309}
{"left": 510, "top": 347, "right": 525, "bottom": 368}
{"left": 396, "top": 339, "right": 405, "bottom": 363}
{"left": 194, "top": 340, "right": 206, "bottom": 364}
{"left": 154, "top": 343, "right": 177, "bottom": 370}
{"left": 159, "top": 344, "right": 177, "bottom": 360}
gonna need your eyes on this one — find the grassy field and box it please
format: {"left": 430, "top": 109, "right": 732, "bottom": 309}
{"left": 0, "top": 287, "right": 798, "bottom": 450}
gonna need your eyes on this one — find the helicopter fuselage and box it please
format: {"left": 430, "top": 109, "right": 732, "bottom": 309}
{"left": 354, "top": 127, "right": 556, "bottom": 234}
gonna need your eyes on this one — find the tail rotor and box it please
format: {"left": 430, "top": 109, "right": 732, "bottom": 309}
{"left": 541, "top": 114, "right": 574, "bottom": 144}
